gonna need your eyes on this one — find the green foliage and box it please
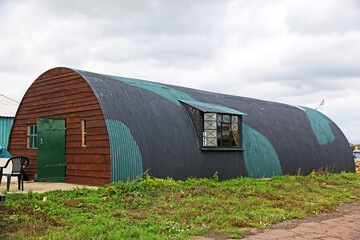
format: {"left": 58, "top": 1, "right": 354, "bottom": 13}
{"left": 1, "top": 172, "right": 360, "bottom": 239}
{"left": 350, "top": 143, "right": 360, "bottom": 150}
{"left": 228, "top": 229, "right": 247, "bottom": 239}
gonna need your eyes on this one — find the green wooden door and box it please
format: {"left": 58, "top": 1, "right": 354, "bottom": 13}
{"left": 37, "top": 118, "right": 66, "bottom": 182}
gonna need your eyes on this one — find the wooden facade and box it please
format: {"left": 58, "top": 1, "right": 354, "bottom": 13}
{"left": 8, "top": 68, "right": 111, "bottom": 186}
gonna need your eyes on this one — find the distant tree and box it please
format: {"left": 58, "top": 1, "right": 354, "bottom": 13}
{"left": 350, "top": 143, "right": 360, "bottom": 150}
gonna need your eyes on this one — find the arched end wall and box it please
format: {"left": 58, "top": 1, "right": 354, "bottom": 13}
{"left": 8, "top": 67, "right": 111, "bottom": 186}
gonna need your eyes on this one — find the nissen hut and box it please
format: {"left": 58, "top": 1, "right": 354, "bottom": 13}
{"left": 8, "top": 67, "right": 354, "bottom": 186}
{"left": 0, "top": 94, "right": 18, "bottom": 149}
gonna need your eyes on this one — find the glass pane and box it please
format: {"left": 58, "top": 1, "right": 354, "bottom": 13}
{"left": 231, "top": 116, "right": 238, "bottom": 123}
{"left": 205, "top": 137, "right": 217, "bottom": 146}
{"left": 29, "top": 137, "right": 33, "bottom": 148}
{"left": 223, "top": 115, "right": 230, "bottom": 123}
{"left": 222, "top": 123, "right": 230, "bottom": 132}
{"left": 205, "top": 129, "right": 216, "bottom": 138}
{"left": 222, "top": 139, "right": 231, "bottom": 146}
{"left": 29, "top": 126, "right": 33, "bottom": 135}
{"left": 222, "top": 132, "right": 230, "bottom": 138}
{"left": 34, "top": 125, "right": 37, "bottom": 135}
{"left": 217, "top": 114, "right": 222, "bottom": 122}
{"left": 232, "top": 123, "right": 238, "bottom": 131}
{"left": 34, "top": 136, "right": 37, "bottom": 148}
{"left": 204, "top": 113, "right": 216, "bottom": 121}
{"left": 204, "top": 120, "right": 216, "bottom": 130}
{"left": 232, "top": 131, "right": 239, "bottom": 146}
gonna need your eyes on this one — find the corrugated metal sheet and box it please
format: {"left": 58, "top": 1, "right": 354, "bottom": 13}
{"left": 0, "top": 94, "right": 18, "bottom": 117}
{"left": 0, "top": 117, "right": 14, "bottom": 148}
{"left": 106, "top": 119, "right": 143, "bottom": 182}
{"left": 102, "top": 73, "right": 194, "bottom": 107}
{"left": 243, "top": 124, "right": 282, "bottom": 178}
{"left": 73, "top": 68, "right": 354, "bottom": 180}
{"left": 179, "top": 100, "right": 246, "bottom": 115}
{"left": 301, "top": 106, "right": 335, "bottom": 145}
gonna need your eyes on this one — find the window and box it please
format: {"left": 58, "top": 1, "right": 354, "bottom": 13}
{"left": 180, "top": 100, "right": 244, "bottom": 150}
{"left": 203, "top": 113, "right": 241, "bottom": 148}
{"left": 203, "top": 113, "right": 217, "bottom": 146}
{"left": 81, "top": 120, "right": 87, "bottom": 147}
{"left": 27, "top": 125, "right": 37, "bottom": 149}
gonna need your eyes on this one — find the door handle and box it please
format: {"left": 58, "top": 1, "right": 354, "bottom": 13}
{"left": 41, "top": 138, "right": 43, "bottom": 144}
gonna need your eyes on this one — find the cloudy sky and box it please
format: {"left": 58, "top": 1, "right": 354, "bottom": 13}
{"left": 0, "top": 0, "right": 359, "bottom": 143}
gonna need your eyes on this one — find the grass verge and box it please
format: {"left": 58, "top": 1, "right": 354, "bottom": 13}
{"left": 0, "top": 172, "right": 359, "bottom": 239}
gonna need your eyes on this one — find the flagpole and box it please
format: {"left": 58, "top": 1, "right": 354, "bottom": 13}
{"left": 315, "top": 97, "right": 326, "bottom": 115}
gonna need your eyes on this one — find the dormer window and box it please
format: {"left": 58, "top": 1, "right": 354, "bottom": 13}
{"left": 180, "top": 100, "right": 245, "bottom": 151}
{"left": 203, "top": 113, "right": 240, "bottom": 147}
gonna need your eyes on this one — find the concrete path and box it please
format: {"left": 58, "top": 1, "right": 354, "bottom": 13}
{"left": 0, "top": 181, "right": 98, "bottom": 193}
{"left": 1, "top": 158, "right": 98, "bottom": 193}
{"left": 195, "top": 202, "right": 360, "bottom": 240}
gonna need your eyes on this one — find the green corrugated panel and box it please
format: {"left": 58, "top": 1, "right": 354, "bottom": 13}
{"left": 0, "top": 117, "right": 14, "bottom": 148}
{"left": 106, "top": 119, "right": 143, "bottom": 182}
{"left": 243, "top": 123, "right": 283, "bottom": 178}
{"left": 300, "top": 106, "right": 335, "bottom": 145}
{"left": 105, "top": 75, "right": 196, "bottom": 106}
{"left": 179, "top": 100, "right": 247, "bottom": 115}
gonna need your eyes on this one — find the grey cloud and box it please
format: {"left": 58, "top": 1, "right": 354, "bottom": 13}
{"left": 19, "top": 0, "right": 226, "bottom": 68}
{"left": 281, "top": 37, "right": 360, "bottom": 78}
{"left": 35, "top": 0, "right": 226, "bottom": 36}
{"left": 286, "top": 0, "right": 360, "bottom": 35}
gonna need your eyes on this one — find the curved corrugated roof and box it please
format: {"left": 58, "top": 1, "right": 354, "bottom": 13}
{"left": 71, "top": 68, "right": 354, "bottom": 181}
{"left": 0, "top": 94, "right": 19, "bottom": 117}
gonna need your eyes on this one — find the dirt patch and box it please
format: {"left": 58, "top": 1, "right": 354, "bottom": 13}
{"left": 0, "top": 204, "right": 16, "bottom": 236}
{"left": 195, "top": 235, "right": 232, "bottom": 240}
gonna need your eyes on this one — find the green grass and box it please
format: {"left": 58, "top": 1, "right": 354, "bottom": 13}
{"left": 1, "top": 172, "right": 360, "bottom": 239}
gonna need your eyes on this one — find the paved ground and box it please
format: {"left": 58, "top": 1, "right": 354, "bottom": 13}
{"left": 1, "top": 158, "right": 98, "bottom": 193}
{"left": 0, "top": 181, "right": 98, "bottom": 193}
{"left": 195, "top": 202, "right": 360, "bottom": 240}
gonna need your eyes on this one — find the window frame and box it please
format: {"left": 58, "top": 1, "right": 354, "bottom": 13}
{"left": 81, "top": 120, "right": 87, "bottom": 147}
{"left": 27, "top": 125, "right": 38, "bottom": 149}
{"left": 201, "top": 112, "right": 243, "bottom": 151}
{"left": 180, "top": 100, "right": 245, "bottom": 151}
